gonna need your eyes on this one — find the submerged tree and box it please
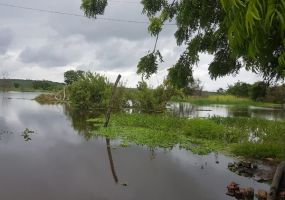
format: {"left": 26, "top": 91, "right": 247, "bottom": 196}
{"left": 80, "top": 0, "right": 285, "bottom": 88}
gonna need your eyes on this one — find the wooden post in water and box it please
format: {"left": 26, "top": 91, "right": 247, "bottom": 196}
{"left": 268, "top": 161, "right": 285, "bottom": 200}
{"left": 104, "top": 74, "right": 121, "bottom": 184}
{"left": 104, "top": 74, "right": 121, "bottom": 128}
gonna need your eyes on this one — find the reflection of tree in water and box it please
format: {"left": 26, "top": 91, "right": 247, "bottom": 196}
{"left": 228, "top": 106, "right": 251, "bottom": 118}
{"left": 62, "top": 104, "right": 104, "bottom": 140}
{"left": 21, "top": 128, "right": 35, "bottom": 141}
{"left": 229, "top": 106, "right": 285, "bottom": 120}
{"left": 171, "top": 102, "right": 195, "bottom": 117}
{"left": 0, "top": 128, "right": 35, "bottom": 142}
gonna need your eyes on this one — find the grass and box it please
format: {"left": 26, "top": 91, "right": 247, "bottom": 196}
{"left": 90, "top": 113, "right": 285, "bottom": 160}
{"left": 172, "top": 95, "right": 282, "bottom": 107}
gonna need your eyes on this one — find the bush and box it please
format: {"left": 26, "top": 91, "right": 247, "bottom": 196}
{"left": 265, "top": 85, "right": 285, "bottom": 103}
{"left": 131, "top": 81, "right": 174, "bottom": 113}
{"left": 227, "top": 81, "right": 251, "bottom": 97}
{"left": 68, "top": 72, "right": 112, "bottom": 110}
{"left": 250, "top": 81, "right": 268, "bottom": 101}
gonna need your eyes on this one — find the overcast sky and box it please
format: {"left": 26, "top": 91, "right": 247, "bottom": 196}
{"left": 0, "top": 0, "right": 263, "bottom": 91}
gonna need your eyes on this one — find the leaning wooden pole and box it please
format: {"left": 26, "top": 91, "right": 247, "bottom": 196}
{"left": 268, "top": 161, "right": 285, "bottom": 200}
{"left": 104, "top": 74, "right": 121, "bottom": 128}
{"left": 103, "top": 74, "right": 121, "bottom": 184}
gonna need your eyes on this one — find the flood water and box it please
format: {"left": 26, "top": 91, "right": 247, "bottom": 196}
{"left": 169, "top": 102, "right": 285, "bottom": 120}
{"left": 0, "top": 92, "right": 271, "bottom": 200}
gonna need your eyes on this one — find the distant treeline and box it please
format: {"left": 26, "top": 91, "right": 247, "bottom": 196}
{"left": 0, "top": 79, "right": 64, "bottom": 92}
{"left": 221, "top": 81, "right": 285, "bottom": 104}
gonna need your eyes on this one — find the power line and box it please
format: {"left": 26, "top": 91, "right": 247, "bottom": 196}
{"left": 109, "top": 0, "right": 140, "bottom": 4}
{"left": 0, "top": 2, "right": 176, "bottom": 25}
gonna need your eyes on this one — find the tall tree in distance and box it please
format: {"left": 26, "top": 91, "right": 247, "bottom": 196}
{"left": 64, "top": 70, "right": 85, "bottom": 85}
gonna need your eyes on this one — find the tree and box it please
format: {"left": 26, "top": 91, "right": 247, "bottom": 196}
{"left": 227, "top": 81, "right": 251, "bottom": 97}
{"left": 68, "top": 72, "right": 112, "bottom": 109}
{"left": 265, "top": 84, "right": 285, "bottom": 103}
{"left": 183, "top": 78, "right": 204, "bottom": 96}
{"left": 220, "top": 0, "right": 285, "bottom": 82}
{"left": 133, "top": 81, "right": 173, "bottom": 113}
{"left": 64, "top": 70, "right": 84, "bottom": 85}
{"left": 14, "top": 82, "right": 20, "bottom": 89}
{"left": 80, "top": 0, "right": 285, "bottom": 86}
{"left": 250, "top": 81, "right": 268, "bottom": 101}
{"left": 217, "top": 88, "right": 224, "bottom": 94}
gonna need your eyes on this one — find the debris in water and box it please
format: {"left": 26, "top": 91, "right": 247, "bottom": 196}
{"left": 228, "top": 161, "right": 273, "bottom": 182}
{"left": 120, "top": 182, "right": 128, "bottom": 187}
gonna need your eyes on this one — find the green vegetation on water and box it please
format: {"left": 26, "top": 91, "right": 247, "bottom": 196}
{"left": 172, "top": 95, "right": 282, "bottom": 107}
{"left": 33, "top": 71, "right": 285, "bottom": 161}
{"left": 90, "top": 113, "right": 285, "bottom": 160}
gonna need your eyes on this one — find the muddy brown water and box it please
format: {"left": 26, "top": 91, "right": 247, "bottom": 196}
{"left": 0, "top": 92, "right": 272, "bottom": 200}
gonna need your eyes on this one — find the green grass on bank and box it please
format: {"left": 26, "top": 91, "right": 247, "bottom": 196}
{"left": 171, "top": 95, "right": 282, "bottom": 107}
{"left": 90, "top": 113, "right": 285, "bottom": 160}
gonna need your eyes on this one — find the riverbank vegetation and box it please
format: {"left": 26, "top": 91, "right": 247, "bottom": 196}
{"left": 0, "top": 79, "right": 64, "bottom": 92}
{"left": 90, "top": 113, "right": 285, "bottom": 160}
{"left": 172, "top": 81, "right": 285, "bottom": 107}
{"left": 172, "top": 95, "right": 281, "bottom": 107}
{"left": 36, "top": 70, "right": 177, "bottom": 112}
{"left": 33, "top": 70, "right": 285, "bottom": 162}
{"left": 35, "top": 70, "right": 285, "bottom": 109}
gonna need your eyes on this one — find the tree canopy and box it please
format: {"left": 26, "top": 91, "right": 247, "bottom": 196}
{"left": 221, "top": 0, "right": 285, "bottom": 82}
{"left": 80, "top": 0, "right": 285, "bottom": 88}
{"left": 64, "top": 70, "right": 85, "bottom": 85}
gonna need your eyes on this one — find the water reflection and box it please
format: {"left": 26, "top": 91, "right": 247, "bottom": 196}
{"left": 169, "top": 102, "right": 285, "bottom": 120}
{"left": 21, "top": 128, "right": 35, "bottom": 142}
{"left": 0, "top": 128, "right": 37, "bottom": 142}
{"left": 62, "top": 105, "right": 103, "bottom": 140}
{"left": 106, "top": 138, "right": 119, "bottom": 183}
{"left": 0, "top": 92, "right": 272, "bottom": 200}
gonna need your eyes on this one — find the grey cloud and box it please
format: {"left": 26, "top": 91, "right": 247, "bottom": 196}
{"left": 0, "top": 0, "right": 261, "bottom": 89}
{"left": 94, "top": 39, "right": 146, "bottom": 70}
{"left": 19, "top": 36, "right": 85, "bottom": 67}
{"left": 0, "top": 28, "right": 13, "bottom": 54}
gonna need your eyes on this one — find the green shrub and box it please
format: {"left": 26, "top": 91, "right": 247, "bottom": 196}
{"left": 231, "top": 143, "right": 284, "bottom": 159}
{"left": 131, "top": 81, "right": 174, "bottom": 113}
{"left": 265, "top": 85, "right": 285, "bottom": 103}
{"left": 250, "top": 81, "right": 268, "bottom": 101}
{"left": 69, "top": 72, "right": 112, "bottom": 109}
{"left": 227, "top": 81, "right": 251, "bottom": 97}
